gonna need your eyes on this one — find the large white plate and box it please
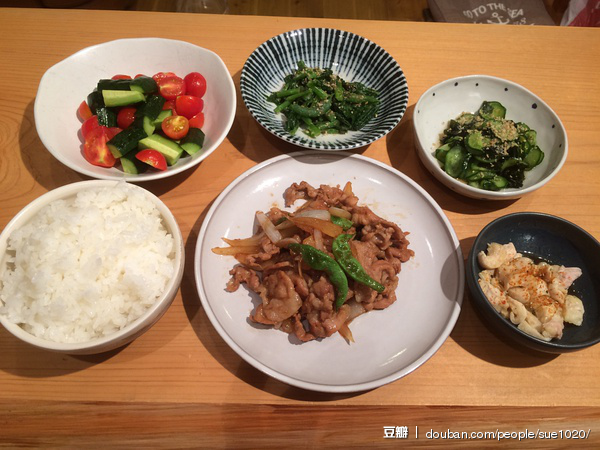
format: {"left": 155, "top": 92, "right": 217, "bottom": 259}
{"left": 194, "top": 152, "right": 464, "bottom": 393}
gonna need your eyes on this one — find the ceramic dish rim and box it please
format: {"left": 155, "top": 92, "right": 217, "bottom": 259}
{"left": 194, "top": 150, "right": 464, "bottom": 392}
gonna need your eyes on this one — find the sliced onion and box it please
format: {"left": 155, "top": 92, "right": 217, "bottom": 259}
{"left": 328, "top": 206, "right": 351, "bottom": 219}
{"left": 302, "top": 235, "right": 316, "bottom": 247}
{"left": 338, "top": 323, "right": 355, "bottom": 343}
{"left": 278, "top": 226, "right": 300, "bottom": 239}
{"left": 275, "top": 219, "right": 297, "bottom": 230}
{"left": 314, "top": 228, "right": 324, "bottom": 251}
{"left": 295, "top": 209, "right": 330, "bottom": 220}
{"left": 256, "top": 211, "right": 282, "bottom": 244}
{"left": 276, "top": 237, "right": 301, "bottom": 248}
{"left": 212, "top": 245, "right": 261, "bottom": 255}
{"left": 288, "top": 216, "right": 343, "bottom": 237}
{"left": 222, "top": 234, "right": 264, "bottom": 247}
{"left": 346, "top": 299, "right": 367, "bottom": 320}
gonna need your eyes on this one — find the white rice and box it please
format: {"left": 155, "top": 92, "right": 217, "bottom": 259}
{"left": 0, "top": 184, "right": 175, "bottom": 344}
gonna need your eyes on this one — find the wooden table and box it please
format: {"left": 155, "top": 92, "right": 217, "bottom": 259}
{"left": 0, "top": 7, "right": 599, "bottom": 447}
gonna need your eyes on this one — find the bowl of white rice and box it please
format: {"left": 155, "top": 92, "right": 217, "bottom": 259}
{"left": 0, "top": 180, "right": 184, "bottom": 354}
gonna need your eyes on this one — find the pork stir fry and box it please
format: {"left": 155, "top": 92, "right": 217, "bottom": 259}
{"left": 213, "top": 182, "right": 414, "bottom": 343}
{"left": 478, "top": 242, "right": 584, "bottom": 341}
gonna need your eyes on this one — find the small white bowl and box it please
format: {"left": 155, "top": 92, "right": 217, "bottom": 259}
{"left": 413, "top": 75, "right": 567, "bottom": 200}
{"left": 0, "top": 181, "right": 184, "bottom": 354}
{"left": 34, "top": 38, "right": 236, "bottom": 182}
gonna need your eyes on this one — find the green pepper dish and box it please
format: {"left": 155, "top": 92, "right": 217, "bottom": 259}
{"left": 267, "top": 60, "right": 380, "bottom": 138}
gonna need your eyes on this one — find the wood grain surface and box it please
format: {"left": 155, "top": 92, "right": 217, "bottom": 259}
{"left": 0, "top": 7, "right": 599, "bottom": 447}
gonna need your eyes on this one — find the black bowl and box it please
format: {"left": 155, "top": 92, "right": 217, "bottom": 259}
{"left": 467, "top": 212, "right": 600, "bottom": 353}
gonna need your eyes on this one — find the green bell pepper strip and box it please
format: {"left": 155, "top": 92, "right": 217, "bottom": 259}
{"left": 289, "top": 243, "right": 349, "bottom": 309}
{"left": 332, "top": 234, "right": 385, "bottom": 293}
{"left": 330, "top": 215, "right": 353, "bottom": 231}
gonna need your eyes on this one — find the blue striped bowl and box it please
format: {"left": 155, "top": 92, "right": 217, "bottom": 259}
{"left": 241, "top": 28, "right": 408, "bottom": 150}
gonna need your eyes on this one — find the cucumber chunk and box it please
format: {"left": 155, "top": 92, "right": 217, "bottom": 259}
{"left": 120, "top": 156, "right": 138, "bottom": 174}
{"left": 524, "top": 130, "right": 537, "bottom": 146}
{"left": 444, "top": 146, "right": 466, "bottom": 178}
{"left": 481, "top": 175, "right": 508, "bottom": 191}
{"left": 479, "top": 101, "right": 506, "bottom": 120}
{"left": 523, "top": 146, "right": 544, "bottom": 170}
{"left": 139, "top": 134, "right": 184, "bottom": 166}
{"left": 107, "top": 128, "right": 147, "bottom": 158}
{"left": 132, "top": 114, "right": 156, "bottom": 136}
{"left": 466, "top": 170, "right": 496, "bottom": 182}
{"left": 435, "top": 144, "right": 452, "bottom": 163}
{"left": 137, "top": 95, "right": 165, "bottom": 120}
{"left": 152, "top": 109, "right": 172, "bottom": 127}
{"left": 97, "top": 77, "right": 157, "bottom": 95}
{"left": 455, "top": 112, "right": 475, "bottom": 126}
{"left": 465, "top": 131, "right": 489, "bottom": 155}
{"left": 97, "top": 79, "right": 132, "bottom": 91}
{"left": 96, "top": 107, "right": 116, "bottom": 127}
{"left": 129, "top": 76, "right": 158, "bottom": 94}
{"left": 180, "top": 128, "right": 205, "bottom": 156}
{"left": 473, "top": 153, "right": 498, "bottom": 163}
{"left": 87, "top": 91, "right": 104, "bottom": 113}
{"left": 516, "top": 122, "right": 530, "bottom": 133}
{"left": 488, "top": 119, "right": 518, "bottom": 141}
{"left": 142, "top": 116, "right": 155, "bottom": 137}
{"left": 500, "top": 157, "right": 524, "bottom": 171}
{"left": 102, "top": 90, "right": 145, "bottom": 107}
{"left": 120, "top": 153, "right": 148, "bottom": 174}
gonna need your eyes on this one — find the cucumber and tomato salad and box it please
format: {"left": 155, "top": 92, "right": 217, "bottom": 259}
{"left": 77, "top": 71, "right": 207, "bottom": 173}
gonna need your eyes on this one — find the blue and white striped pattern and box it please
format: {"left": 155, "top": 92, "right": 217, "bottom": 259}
{"left": 240, "top": 28, "right": 408, "bottom": 150}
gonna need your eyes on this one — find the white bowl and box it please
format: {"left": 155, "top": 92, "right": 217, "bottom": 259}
{"left": 413, "top": 75, "right": 567, "bottom": 200}
{"left": 0, "top": 181, "right": 184, "bottom": 354}
{"left": 34, "top": 38, "right": 236, "bottom": 182}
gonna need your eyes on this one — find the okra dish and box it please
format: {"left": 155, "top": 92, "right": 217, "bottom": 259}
{"left": 435, "top": 101, "right": 544, "bottom": 191}
{"left": 267, "top": 61, "right": 380, "bottom": 138}
{"left": 213, "top": 181, "right": 414, "bottom": 343}
{"left": 77, "top": 71, "right": 207, "bottom": 173}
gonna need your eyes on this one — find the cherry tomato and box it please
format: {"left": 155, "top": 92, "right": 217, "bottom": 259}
{"left": 112, "top": 74, "right": 132, "bottom": 80}
{"left": 162, "top": 115, "right": 189, "bottom": 140}
{"left": 162, "top": 100, "right": 177, "bottom": 112}
{"left": 117, "top": 107, "right": 137, "bottom": 129}
{"left": 78, "top": 101, "right": 93, "bottom": 121}
{"left": 136, "top": 149, "right": 167, "bottom": 171}
{"left": 184, "top": 72, "right": 207, "bottom": 98}
{"left": 83, "top": 127, "right": 117, "bottom": 168}
{"left": 189, "top": 112, "right": 205, "bottom": 129}
{"left": 81, "top": 115, "right": 100, "bottom": 140}
{"left": 134, "top": 74, "right": 147, "bottom": 78}
{"left": 152, "top": 72, "right": 177, "bottom": 83}
{"left": 175, "top": 95, "right": 204, "bottom": 119}
{"left": 158, "top": 75, "right": 186, "bottom": 101}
